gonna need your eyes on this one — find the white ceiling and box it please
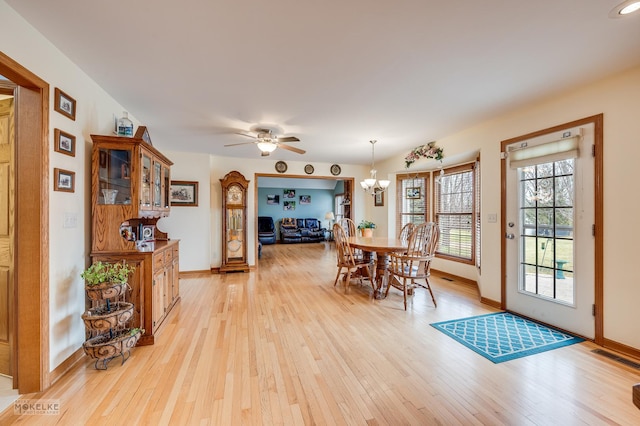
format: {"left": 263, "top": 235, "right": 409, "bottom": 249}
{"left": 7, "top": 0, "right": 640, "bottom": 165}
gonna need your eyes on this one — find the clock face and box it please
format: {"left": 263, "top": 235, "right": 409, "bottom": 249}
{"left": 227, "top": 186, "right": 242, "bottom": 204}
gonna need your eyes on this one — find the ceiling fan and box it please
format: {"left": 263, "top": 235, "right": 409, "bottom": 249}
{"left": 224, "top": 128, "right": 305, "bottom": 156}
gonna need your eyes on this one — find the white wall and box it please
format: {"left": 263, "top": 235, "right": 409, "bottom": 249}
{"left": 2, "top": 1, "right": 141, "bottom": 369}
{"left": 377, "top": 66, "right": 640, "bottom": 350}
{"left": 159, "top": 151, "right": 211, "bottom": 272}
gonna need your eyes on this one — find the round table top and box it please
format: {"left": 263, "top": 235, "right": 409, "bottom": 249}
{"left": 347, "top": 236, "right": 406, "bottom": 253}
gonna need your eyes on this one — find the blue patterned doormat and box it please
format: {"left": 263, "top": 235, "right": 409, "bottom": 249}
{"left": 431, "top": 312, "right": 584, "bottom": 363}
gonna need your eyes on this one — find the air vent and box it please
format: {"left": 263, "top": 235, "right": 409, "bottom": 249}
{"left": 592, "top": 349, "right": 640, "bottom": 369}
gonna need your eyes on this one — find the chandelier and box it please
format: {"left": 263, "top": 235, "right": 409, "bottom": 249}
{"left": 360, "top": 140, "right": 390, "bottom": 195}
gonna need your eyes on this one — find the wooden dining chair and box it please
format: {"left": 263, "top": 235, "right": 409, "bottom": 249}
{"left": 336, "top": 217, "right": 363, "bottom": 260}
{"left": 386, "top": 222, "right": 439, "bottom": 310}
{"left": 333, "top": 223, "right": 374, "bottom": 294}
{"left": 399, "top": 222, "right": 415, "bottom": 245}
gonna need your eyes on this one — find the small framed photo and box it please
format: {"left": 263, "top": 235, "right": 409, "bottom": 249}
{"left": 374, "top": 191, "right": 384, "bottom": 207}
{"left": 54, "top": 128, "right": 76, "bottom": 157}
{"left": 284, "top": 189, "right": 296, "bottom": 198}
{"left": 299, "top": 195, "right": 311, "bottom": 204}
{"left": 267, "top": 194, "right": 280, "bottom": 205}
{"left": 54, "top": 168, "right": 75, "bottom": 192}
{"left": 283, "top": 201, "right": 296, "bottom": 211}
{"left": 119, "top": 224, "right": 135, "bottom": 242}
{"left": 406, "top": 187, "right": 421, "bottom": 199}
{"left": 54, "top": 87, "right": 76, "bottom": 121}
{"left": 170, "top": 180, "right": 198, "bottom": 206}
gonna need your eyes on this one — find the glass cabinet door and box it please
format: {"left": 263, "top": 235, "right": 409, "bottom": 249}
{"left": 226, "top": 208, "right": 244, "bottom": 260}
{"left": 153, "top": 160, "right": 162, "bottom": 208}
{"left": 98, "top": 147, "right": 132, "bottom": 205}
{"left": 162, "top": 165, "right": 170, "bottom": 209}
{"left": 140, "top": 152, "right": 152, "bottom": 208}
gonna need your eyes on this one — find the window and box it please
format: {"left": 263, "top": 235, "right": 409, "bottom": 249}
{"left": 435, "top": 163, "right": 476, "bottom": 264}
{"left": 396, "top": 172, "right": 429, "bottom": 236}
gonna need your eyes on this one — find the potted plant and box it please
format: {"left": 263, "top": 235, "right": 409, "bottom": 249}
{"left": 80, "top": 260, "right": 140, "bottom": 369}
{"left": 81, "top": 260, "right": 135, "bottom": 300}
{"left": 357, "top": 220, "right": 376, "bottom": 238}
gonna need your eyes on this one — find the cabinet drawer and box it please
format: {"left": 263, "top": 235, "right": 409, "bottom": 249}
{"left": 153, "top": 251, "right": 165, "bottom": 271}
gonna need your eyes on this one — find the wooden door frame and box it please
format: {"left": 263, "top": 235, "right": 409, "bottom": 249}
{"left": 0, "top": 52, "right": 50, "bottom": 393}
{"left": 500, "top": 114, "right": 603, "bottom": 345}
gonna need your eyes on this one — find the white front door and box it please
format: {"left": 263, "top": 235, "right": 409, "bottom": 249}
{"left": 504, "top": 123, "right": 595, "bottom": 338}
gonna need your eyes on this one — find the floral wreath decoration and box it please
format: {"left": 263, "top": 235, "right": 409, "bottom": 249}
{"left": 404, "top": 141, "right": 444, "bottom": 169}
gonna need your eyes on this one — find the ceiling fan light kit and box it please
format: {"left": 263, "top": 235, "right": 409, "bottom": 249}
{"left": 224, "top": 126, "right": 305, "bottom": 156}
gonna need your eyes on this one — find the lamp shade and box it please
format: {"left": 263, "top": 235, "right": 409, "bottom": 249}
{"left": 325, "top": 211, "right": 335, "bottom": 220}
{"left": 256, "top": 141, "right": 277, "bottom": 153}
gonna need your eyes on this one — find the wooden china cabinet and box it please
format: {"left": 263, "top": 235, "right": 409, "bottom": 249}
{"left": 220, "top": 171, "right": 250, "bottom": 273}
{"left": 90, "top": 127, "right": 180, "bottom": 345}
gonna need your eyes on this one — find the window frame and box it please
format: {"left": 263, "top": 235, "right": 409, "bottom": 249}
{"left": 434, "top": 162, "right": 477, "bottom": 265}
{"left": 395, "top": 172, "right": 430, "bottom": 236}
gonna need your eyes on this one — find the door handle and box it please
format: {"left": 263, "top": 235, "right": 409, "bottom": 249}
{"left": 505, "top": 233, "right": 515, "bottom": 239}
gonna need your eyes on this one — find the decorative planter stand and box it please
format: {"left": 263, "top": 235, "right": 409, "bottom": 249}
{"left": 82, "top": 281, "right": 141, "bottom": 370}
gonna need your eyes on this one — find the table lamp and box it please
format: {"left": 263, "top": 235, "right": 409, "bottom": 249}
{"left": 324, "top": 211, "right": 335, "bottom": 229}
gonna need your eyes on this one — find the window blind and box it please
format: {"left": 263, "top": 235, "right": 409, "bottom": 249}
{"left": 395, "top": 172, "right": 429, "bottom": 236}
{"left": 435, "top": 163, "right": 475, "bottom": 263}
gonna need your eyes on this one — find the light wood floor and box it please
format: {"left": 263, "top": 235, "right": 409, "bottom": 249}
{"left": 2, "top": 242, "right": 640, "bottom": 425}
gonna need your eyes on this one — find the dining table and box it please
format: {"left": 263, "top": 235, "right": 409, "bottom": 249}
{"left": 348, "top": 236, "right": 407, "bottom": 299}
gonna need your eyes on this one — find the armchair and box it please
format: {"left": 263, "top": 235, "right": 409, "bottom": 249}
{"left": 280, "top": 217, "right": 302, "bottom": 243}
{"left": 258, "top": 216, "right": 276, "bottom": 245}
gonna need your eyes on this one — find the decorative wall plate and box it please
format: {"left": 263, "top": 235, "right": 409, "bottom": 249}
{"left": 275, "top": 161, "right": 288, "bottom": 173}
{"left": 330, "top": 164, "right": 341, "bottom": 176}
{"left": 304, "top": 164, "right": 314, "bottom": 175}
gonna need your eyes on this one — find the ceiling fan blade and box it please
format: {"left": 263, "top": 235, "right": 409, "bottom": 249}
{"left": 224, "top": 141, "right": 256, "bottom": 147}
{"left": 277, "top": 136, "right": 300, "bottom": 142}
{"left": 277, "top": 144, "right": 306, "bottom": 155}
{"left": 235, "top": 131, "right": 257, "bottom": 139}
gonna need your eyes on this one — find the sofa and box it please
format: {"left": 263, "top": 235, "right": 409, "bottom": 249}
{"left": 258, "top": 216, "right": 276, "bottom": 245}
{"left": 280, "top": 218, "right": 326, "bottom": 243}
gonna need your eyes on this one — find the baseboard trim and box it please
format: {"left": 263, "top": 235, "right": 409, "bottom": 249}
{"left": 480, "top": 297, "right": 501, "bottom": 309}
{"left": 431, "top": 269, "right": 477, "bottom": 286}
{"left": 602, "top": 338, "right": 640, "bottom": 361}
{"left": 49, "top": 347, "right": 85, "bottom": 385}
{"left": 179, "top": 270, "right": 212, "bottom": 278}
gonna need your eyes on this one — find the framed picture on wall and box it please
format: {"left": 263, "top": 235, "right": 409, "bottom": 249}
{"left": 299, "top": 195, "right": 311, "bottom": 204}
{"left": 54, "top": 128, "right": 76, "bottom": 157}
{"left": 267, "top": 194, "right": 280, "bottom": 205}
{"left": 284, "top": 189, "right": 296, "bottom": 198}
{"left": 54, "top": 87, "right": 76, "bottom": 121}
{"left": 54, "top": 168, "right": 75, "bottom": 192}
{"left": 170, "top": 180, "right": 199, "bottom": 206}
{"left": 283, "top": 201, "right": 296, "bottom": 211}
{"left": 374, "top": 190, "right": 384, "bottom": 207}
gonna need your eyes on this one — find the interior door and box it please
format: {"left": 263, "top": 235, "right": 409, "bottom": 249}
{"left": 0, "top": 94, "right": 14, "bottom": 375}
{"left": 504, "top": 123, "right": 595, "bottom": 338}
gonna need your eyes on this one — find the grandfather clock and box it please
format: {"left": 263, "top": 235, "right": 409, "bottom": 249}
{"left": 220, "top": 171, "right": 250, "bottom": 273}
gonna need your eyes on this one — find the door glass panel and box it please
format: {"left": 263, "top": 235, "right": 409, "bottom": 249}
{"left": 98, "top": 148, "right": 131, "bottom": 205}
{"left": 153, "top": 161, "right": 161, "bottom": 207}
{"left": 141, "top": 153, "right": 151, "bottom": 206}
{"left": 518, "top": 159, "right": 575, "bottom": 305}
